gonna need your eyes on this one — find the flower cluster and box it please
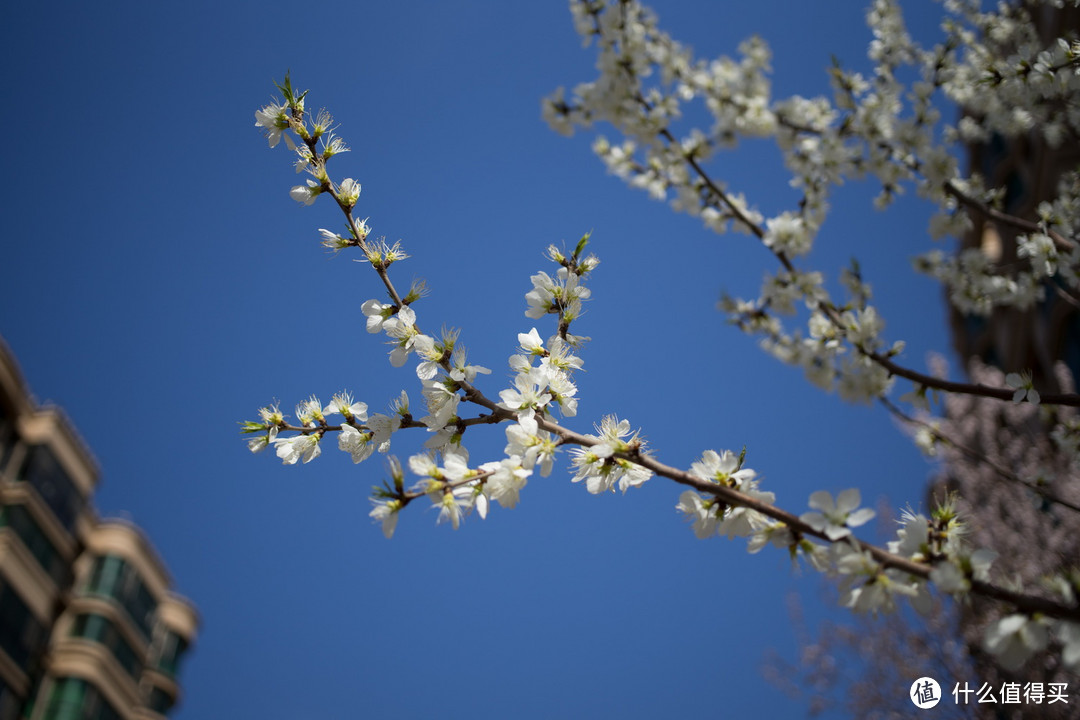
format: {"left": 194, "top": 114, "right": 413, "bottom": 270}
{"left": 545, "top": 0, "right": 1079, "bottom": 413}
{"left": 541, "top": 0, "right": 1080, "bottom": 673}
{"left": 569, "top": 416, "right": 652, "bottom": 494}
{"left": 246, "top": 35, "right": 1080, "bottom": 681}
{"left": 677, "top": 450, "right": 775, "bottom": 539}
{"left": 250, "top": 82, "right": 624, "bottom": 533}
{"left": 242, "top": 391, "right": 404, "bottom": 468}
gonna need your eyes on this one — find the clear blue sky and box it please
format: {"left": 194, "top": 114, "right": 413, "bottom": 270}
{"left": 2, "top": 1, "right": 952, "bottom": 717}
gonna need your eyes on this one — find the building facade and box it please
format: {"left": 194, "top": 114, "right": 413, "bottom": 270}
{"left": 0, "top": 337, "right": 197, "bottom": 720}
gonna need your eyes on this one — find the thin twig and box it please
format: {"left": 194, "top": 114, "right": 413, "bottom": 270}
{"left": 880, "top": 396, "right": 1080, "bottom": 515}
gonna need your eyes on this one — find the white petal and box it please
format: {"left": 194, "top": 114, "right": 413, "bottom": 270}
{"left": 835, "top": 488, "right": 862, "bottom": 514}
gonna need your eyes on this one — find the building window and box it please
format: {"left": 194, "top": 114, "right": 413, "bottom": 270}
{"left": 155, "top": 631, "right": 188, "bottom": 678}
{"left": 0, "top": 403, "right": 14, "bottom": 477}
{"left": 0, "top": 504, "right": 69, "bottom": 587}
{"left": 86, "top": 556, "right": 123, "bottom": 598}
{"left": 0, "top": 675, "right": 23, "bottom": 720}
{"left": 0, "top": 579, "right": 45, "bottom": 670}
{"left": 16, "top": 445, "right": 84, "bottom": 532}
{"left": 147, "top": 687, "right": 174, "bottom": 715}
{"left": 69, "top": 614, "right": 142, "bottom": 679}
{"left": 41, "top": 678, "right": 122, "bottom": 720}
{"left": 84, "top": 555, "right": 157, "bottom": 639}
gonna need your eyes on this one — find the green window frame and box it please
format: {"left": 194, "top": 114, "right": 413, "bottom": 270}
{"left": 69, "top": 613, "right": 142, "bottom": 679}
{"left": 155, "top": 630, "right": 188, "bottom": 678}
{"left": 41, "top": 677, "right": 122, "bottom": 720}
{"left": 84, "top": 555, "right": 157, "bottom": 639}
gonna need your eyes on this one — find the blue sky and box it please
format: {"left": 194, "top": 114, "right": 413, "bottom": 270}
{"left": 2, "top": 1, "right": 955, "bottom": 717}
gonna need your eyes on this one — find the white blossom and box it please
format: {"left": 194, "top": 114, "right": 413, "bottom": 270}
{"left": 570, "top": 415, "right": 652, "bottom": 494}
{"left": 480, "top": 457, "right": 532, "bottom": 509}
{"left": 274, "top": 434, "right": 321, "bottom": 465}
{"left": 676, "top": 490, "right": 721, "bottom": 539}
{"left": 325, "top": 391, "right": 368, "bottom": 422}
{"left": 367, "top": 413, "right": 401, "bottom": 453}
{"left": 338, "top": 424, "right": 375, "bottom": 464}
{"left": 448, "top": 348, "right": 491, "bottom": 383}
{"left": 801, "top": 489, "right": 875, "bottom": 540}
{"left": 336, "top": 178, "right": 361, "bottom": 207}
{"left": 369, "top": 498, "right": 401, "bottom": 539}
{"left": 254, "top": 101, "right": 291, "bottom": 148}
{"left": 290, "top": 179, "right": 321, "bottom": 206}
{"left": 1059, "top": 621, "right": 1080, "bottom": 673}
{"left": 834, "top": 543, "right": 918, "bottom": 615}
{"left": 361, "top": 299, "right": 395, "bottom": 334}
{"left": 505, "top": 415, "right": 558, "bottom": 476}
{"left": 1005, "top": 370, "right": 1040, "bottom": 404}
{"left": 984, "top": 614, "right": 1049, "bottom": 672}
{"left": 762, "top": 213, "right": 813, "bottom": 257}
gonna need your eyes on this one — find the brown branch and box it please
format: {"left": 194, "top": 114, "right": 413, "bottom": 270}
{"left": 532, "top": 413, "right": 1080, "bottom": 623}
{"left": 264, "top": 75, "right": 1080, "bottom": 629}
{"left": 944, "top": 181, "right": 1076, "bottom": 252}
{"left": 661, "top": 118, "right": 1080, "bottom": 407}
{"left": 880, "top": 396, "right": 1080, "bottom": 514}
{"left": 867, "top": 349, "right": 1080, "bottom": 407}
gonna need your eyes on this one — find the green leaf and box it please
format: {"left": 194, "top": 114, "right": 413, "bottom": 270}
{"left": 573, "top": 230, "right": 592, "bottom": 260}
